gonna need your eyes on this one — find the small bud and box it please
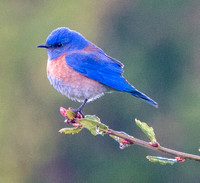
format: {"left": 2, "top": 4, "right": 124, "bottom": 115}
{"left": 60, "top": 107, "right": 68, "bottom": 118}
{"left": 64, "top": 118, "right": 70, "bottom": 123}
{"left": 176, "top": 157, "right": 185, "bottom": 162}
{"left": 106, "top": 129, "right": 112, "bottom": 134}
{"left": 149, "top": 141, "right": 160, "bottom": 147}
{"left": 72, "top": 123, "right": 82, "bottom": 127}
{"left": 75, "top": 113, "right": 83, "bottom": 119}
{"left": 121, "top": 139, "right": 134, "bottom": 144}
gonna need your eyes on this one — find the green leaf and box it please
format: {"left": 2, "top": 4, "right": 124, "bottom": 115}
{"left": 80, "top": 115, "right": 108, "bottom": 136}
{"left": 59, "top": 127, "right": 82, "bottom": 135}
{"left": 135, "top": 119, "right": 157, "bottom": 144}
{"left": 146, "top": 156, "right": 177, "bottom": 165}
{"left": 66, "top": 110, "right": 75, "bottom": 120}
{"left": 84, "top": 115, "right": 101, "bottom": 121}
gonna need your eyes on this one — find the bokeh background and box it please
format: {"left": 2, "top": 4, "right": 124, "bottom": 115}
{"left": 1, "top": 0, "right": 200, "bottom": 182}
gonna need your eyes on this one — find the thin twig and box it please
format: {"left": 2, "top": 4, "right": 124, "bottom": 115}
{"left": 107, "top": 129, "right": 200, "bottom": 162}
{"left": 60, "top": 108, "right": 200, "bottom": 162}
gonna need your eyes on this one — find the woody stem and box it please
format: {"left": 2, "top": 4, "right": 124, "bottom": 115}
{"left": 105, "top": 129, "right": 200, "bottom": 162}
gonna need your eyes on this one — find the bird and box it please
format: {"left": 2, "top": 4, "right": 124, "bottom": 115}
{"left": 38, "top": 27, "right": 158, "bottom": 116}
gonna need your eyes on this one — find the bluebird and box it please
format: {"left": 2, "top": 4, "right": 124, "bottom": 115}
{"left": 38, "top": 27, "right": 158, "bottom": 116}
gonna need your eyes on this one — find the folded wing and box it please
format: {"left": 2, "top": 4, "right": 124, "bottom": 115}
{"left": 65, "top": 51, "right": 158, "bottom": 107}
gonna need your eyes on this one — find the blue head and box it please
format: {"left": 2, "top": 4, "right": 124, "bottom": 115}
{"left": 38, "top": 27, "right": 89, "bottom": 60}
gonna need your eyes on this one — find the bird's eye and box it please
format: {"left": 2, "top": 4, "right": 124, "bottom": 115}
{"left": 56, "top": 43, "right": 63, "bottom": 47}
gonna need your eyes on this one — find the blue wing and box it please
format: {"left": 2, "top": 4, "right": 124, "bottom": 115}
{"left": 65, "top": 50, "right": 158, "bottom": 107}
{"left": 65, "top": 51, "right": 132, "bottom": 91}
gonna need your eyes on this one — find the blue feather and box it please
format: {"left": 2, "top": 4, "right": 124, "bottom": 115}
{"left": 66, "top": 51, "right": 158, "bottom": 108}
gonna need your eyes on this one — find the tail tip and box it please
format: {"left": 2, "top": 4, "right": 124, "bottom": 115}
{"left": 154, "top": 102, "right": 159, "bottom": 108}
{"left": 148, "top": 99, "right": 158, "bottom": 108}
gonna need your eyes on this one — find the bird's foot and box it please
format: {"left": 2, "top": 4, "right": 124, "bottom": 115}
{"left": 71, "top": 99, "right": 88, "bottom": 118}
{"left": 71, "top": 108, "right": 85, "bottom": 118}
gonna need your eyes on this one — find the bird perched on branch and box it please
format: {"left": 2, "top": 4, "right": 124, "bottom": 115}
{"left": 38, "top": 27, "right": 158, "bottom": 116}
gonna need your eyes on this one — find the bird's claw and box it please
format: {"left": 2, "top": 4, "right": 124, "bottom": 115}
{"left": 71, "top": 108, "right": 85, "bottom": 118}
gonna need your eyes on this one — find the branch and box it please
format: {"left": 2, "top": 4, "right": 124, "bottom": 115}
{"left": 59, "top": 107, "right": 200, "bottom": 164}
{"left": 106, "top": 129, "right": 200, "bottom": 162}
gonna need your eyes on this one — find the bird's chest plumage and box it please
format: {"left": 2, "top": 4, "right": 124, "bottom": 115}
{"left": 46, "top": 53, "right": 107, "bottom": 102}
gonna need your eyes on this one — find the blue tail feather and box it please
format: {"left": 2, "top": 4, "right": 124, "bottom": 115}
{"left": 130, "top": 89, "right": 158, "bottom": 108}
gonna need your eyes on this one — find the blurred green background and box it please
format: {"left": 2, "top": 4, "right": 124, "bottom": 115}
{"left": 1, "top": 0, "right": 200, "bottom": 182}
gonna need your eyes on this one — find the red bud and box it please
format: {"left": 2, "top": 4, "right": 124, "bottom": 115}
{"left": 72, "top": 123, "right": 82, "bottom": 127}
{"left": 75, "top": 113, "right": 83, "bottom": 119}
{"left": 121, "top": 139, "right": 133, "bottom": 144}
{"left": 60, "top": 107, "right": 68, "bottom": 118}
{"left": 176, "top": 157, "right": 185, "bottom": 162}
{"left": 149, "top": 142, "right": 160, "bottom": 147}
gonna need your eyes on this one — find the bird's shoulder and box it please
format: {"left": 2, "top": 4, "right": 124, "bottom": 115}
{"left": 65, "top": 43, "right": 124, "bottom": 69}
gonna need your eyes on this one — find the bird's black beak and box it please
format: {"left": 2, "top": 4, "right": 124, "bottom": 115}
{"left": 37, "top": 43, "right": 51, "bottom": 48}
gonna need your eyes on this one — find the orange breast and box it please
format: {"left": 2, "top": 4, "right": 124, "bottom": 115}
{"left": 47, "top": 53, "right": 104, "bottom": 90}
